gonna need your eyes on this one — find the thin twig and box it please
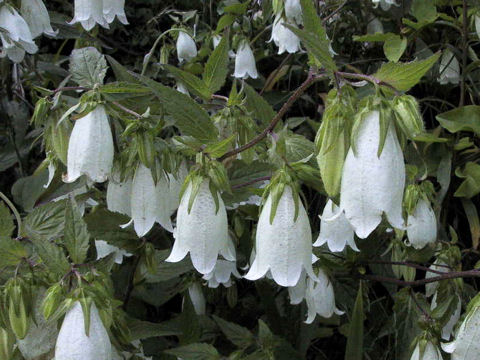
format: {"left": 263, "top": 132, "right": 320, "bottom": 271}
{"left": 111, "top": 101, "right": 143, "bottom": 118}
{"left": 322, "top": 0, "right": 348, "bottom": 25}
{"left": 336, "top": 71, "right": 400, "bottom": 94}
{"left": 231, "top": 175, "right": 272, "bottom": 190}
{"left": 360, "top": 260, "right": 449, "bottom": 275}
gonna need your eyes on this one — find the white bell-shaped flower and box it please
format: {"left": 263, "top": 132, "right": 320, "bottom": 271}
{"left": 20, "top": 0, "right": 56, "bottom": 38}
{"left": 270, "top": 17, "right": 301, "bottom": 54}
{"left": 284, "top": 0, "right": 303, "bottom": 25}
{"left": 367, "top": 17, "right": 384, "bottom": 34}
{"left": 431, "top": 293, "right": 461, "bottom": 340}
{"left": 442, "top": 304, "right": 480, "bottom": 359}
{"left": 103, "top": 0, "right": 128, "bottom": 25}
{"left": 314, "top": 199, "right": 358, "bottom": 252}
{"left": 438, "top": 49, "right": 460, "bottom": 85}
{"left": 406, "top": 199, "right": 437, "bottom": 249}
{"left": 305, "top": 269, "right": 343, "bottom": 324}
{"left": 166, "top": 180, "right": 234, "bottom": 274}
{"left": 176, "top": 31, "right": 197, "bottom": 63}
{"left": 410, "top": 341, "right": 443, "bottom": 360}
{"left": 288, "top": 271, "right": 307, "bottom": 305}
{"left": 17, "top": 288, "right": 58, "bottom": 360}
{"left": 187, "top": 282, "right": 206, "bottom": 315}
{"left": 107, "top": 174, "right": 132, "bottom": 216}
{"left": 95, "top": 240, "right": 132, "bottom": 264}
{"left": 165, "top": 162, "right": 188, "bottom": 216}
{"left": 55, "top": 301, "right": 112, "bottom": 360}
{"left": 212, "top": 35, "right": 222, "bottom": 49}
{"left": 339, "top": 110, "right": 405, "bottom": 239}
{"left": 425, "top": 260, "right": 448, "bottom": 297}
{"left": 372, "top": 0, "right": 399, "bottom": 11}
{"left": 234, "top": 40, "right": 258, "bottom": 79}
{"left": 131, "top": 164, "right": 173, "bottom": 237}
{"left": 65, "top": 105, "right": 114, "bottom": 183}
{"left": 475, "top": 15, "right": 480, "bottom": 39}
{"left": 245, "top": 186, "right": 315, "bottom": 287}
{"left": 176, "top": 81, "right": 189, "bottom": 95}
{"left": 69, "top": 0, "right": 109, "bottom": 31}
{"left": 203, "top": 260, "right": 241, "bottom": 288}
{"left": 0, "top": 5, "right": 38, "bottom": 62}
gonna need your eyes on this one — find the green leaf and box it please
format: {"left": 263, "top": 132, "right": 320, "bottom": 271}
{"left": 203, "top": 35, "right": 229, "bottom": 93}
{"left": 0, "top": 237, "right": 27, "bottom": 268}
{"left": 22, "top": 200, "right": 66, "bottom": 241}
{"left": 203, "top": 135, "right": 236, "bottom": 158}
{"left": 285, "top": 134, "right": 315, "bottom": 163}
{"left": 106, "top": 55, "right": 139, "bottom": 83}
{"left": 164, "top": 65, "right": 212, "bottom": 100}
{"left": 383, "top": 36, "right": 407, "bottom": 63}
{"left": 0, "top": 202, "right": 15, "bottom": 237}
{"left": 461, "top": 199, "right": 480, "bottom": 249}
{"left": 31, "top": 235, "right": 71, "bottom": 277}
{"left": 436, "top": 106, "right": 480, "bottom": 135}
{"left": 213, "top": 315, "right": 255, "bottom": 348}
{"left": 128, "top": 318, "right": 182, "bottom": 340}
{"left": 64, "top": 198, "right": 90, "bottom": 264}
{"left": 164, "top": 343, "right": 221, "bottom": 360}
{"left": 410, "top": 0, "right": 437, "bottom": 23}
{"left": 141, "top": 77, "right": 218, "bottom": 143}
{"left": 224, "top": 0, "right": 250, "bottom": 15}
{"left": 374, "top": 52, "right": 441, "bottom": 92}
{"left": 99, "top": 82, "right": 152, "bottom": 101}
{"left": 244, "top": 84, "right": 276, "bottom": 126}
{"left": 70, "top": 47, "right": 108, "bottom": 88}
{"left": 344, "top": 282, "right": 364, "bottom": 360}
{"left": 455, "top": 162, "right": 480, "bottom": 198}
{"left": 215, "top": 14, "right": 236, "bottom": 34}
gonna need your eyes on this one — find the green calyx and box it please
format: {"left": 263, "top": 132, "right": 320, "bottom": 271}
{"left": 392, "top": 95, "right": 425, "bottom": 141}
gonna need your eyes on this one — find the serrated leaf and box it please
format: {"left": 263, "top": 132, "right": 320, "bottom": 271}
{"left": 164, "top": 343, "right": 221, "bottom": 360}
{"left": 70, "top": 47, "right": 108, "bottom": 88}
{"left": 99, "top": 82, "right": 152, "bottom": 102}
{"left": 106, "top": 55, "right": 139, "bottom": 83}
{"left": 164, "top": 65, "right": 212, "bottom": 100}
{"left": 22, "top": 200, "right": 67, "bottom": 241}
{"left": 127, "top": 318, "right": 182, "bottom": 340}
{"left": 213, "top": 315, "right": 255, "bottom": 348}
{"left": 0, "top": 202, "right": 15, "bottom": 237}
{"left": 203, "top": 135, "right": 236, "bottom": 158}
{"left": 374, "top": 52, "right": 441, "bottom": 92}
{"left": 215, "top": 14, "right": 236, "bottom": 34}
{"left": 344, "top": 282, "right": 364, "bottom": 360}
{"left": 244, "top": 84, "right": 275, "bottom": 126}
{"left": 31, "top": 236, "right": 71, "bottom": 277}
{"left": 411, "top": 0, "right": 437, "bottom": 23}
{"left": 203, "top": 35, "right": 229, "bottom": 93}
{"left": 0, "top": 237, "right": 27, "bottom": 268}
{"left": 383, "top": 36, "right": 407, "bottom": 63}
{"left": 64, "top": 198, "right": 90, "bottom": 264}
{"left": 141, "top": 77, "right": 218, "bottom": 143}
{"left": 436, "top": 105, "right": 480, "bottom": 135}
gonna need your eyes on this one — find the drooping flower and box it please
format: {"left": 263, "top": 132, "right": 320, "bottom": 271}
{"left": 65, "top": 105, "right": 114, "bottom": 183}
{"left": 166, "top": 180, "right": 234, "bottom": 274}
{"left": 425, "top": 260, "right": 448, "bottom": 297}
{"left": 269, "top": 17, "right": 301, "bottom": 54}
{"left": 372, "top": 0, "right": 399, "bottom": 11}
{"left": 103, "top": 0, "right": 128, "bottom": 25}
{"left": 367, "top": 17, "right": 384, "bottom": 34}
{"left": 0, "top": 5, "right": 38, "bottom": 62}
{"left": 212, "top": 34, "right": 222, "bottom": 49}
{"left": 176, "top": 31, "right": 197, "bottom": 63}
{"left": 20, "top": 0, "right": 57, "bottom": 38}
{"left": 17, "top": 288, "right": 58, "bottom": 360}
{"left": 187, "top": 282, "right": 206, "bottom": 315}
{"left": 431, "top": 293, "right": 461, "bottom": 340}
{"left": 442, "top": 302, "right": 480, "bottom": 359}
{"left": 95, "top": 240, "right": 132, "bottom": 264}
{"left": 69, "top": 0, "right": 109, "bottom": 31}
{"left": 55, "top": 301, "right": 112, "bottom": 360}
{"left": 288, "top": 271, "right": 307, "bottom": 305}
{"left": 314, "top": 199, "right": 358, "bottom": 252}
{"left": 130, "top": 164, "right": 173, "bottom": 237}
{"left": 234, "top": 40, "right": 258, "bottom": 79}
{"left": 245, "top": 186, "right": 315, "bottom": 287}
{"left": 305, "top": 269, "right": 343, "bottom": 324}
{"left": 106, "top": 173, "right": 132, "bottom": 216}
{"left": 165, "top": 162, "right": 188, "bottom": 216}
{"left": 406, "top": 199, "right": 437, "bottom": 249}
{"left": 339, "top": 110, "right": 405, "bottom": 239}
{"left": 284, "top": 0, "right": 302, "bottom": 25}
{"left": 438, "top": 49, "right": 460, "bottom": 85}
{"left": 410, "top": 341, "right": 443, "bottom": 360}
{"left": 203, "top": 260, "right": 241, "bottom": 288}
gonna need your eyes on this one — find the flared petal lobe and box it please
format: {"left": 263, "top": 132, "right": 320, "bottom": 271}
{"left": 176, "top": 31, "right": 197, "bottom": 62}
{"left": 234, "top": 41, "right": 258, "bottom": 79}
{"left": 407, "top": 199, "right": 437, "bottom": 249}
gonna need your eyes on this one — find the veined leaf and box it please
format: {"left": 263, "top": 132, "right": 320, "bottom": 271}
{"left": 70, "top": 47, "right": 108, "bottom": 88}
{"left": 22, "top": 200, "right": 66, "bottom": 241}
{"left": 0, "top": 202, "right": 15, "bottom": 237}
{"left": 141, "top": 77, "right": 218, "bottom": 143}
{"left": 106, "top": 55, "right": 140, "bottom": 83}
{"left": 455, "top": 162, "right": 480, "bottom": 198}
{"left": 244, "top": 84, "right": 275, "bottom": 126}
{"left": 0, "top": 237, "right": 27, "bottom": 269}
{"left": 164, "top": 343, "right": 221, "bottom": 360}
{"left": 436, "top": 106, "right": 480, "bottom": 135}
{"left": 374, "top": 52, "right": 441, "bottom": 92}
{"left": 213, "top": 315, "right": 255, "bottom": 348}
{"left": 215, "top": 14, "right": 236, "bottom": 34}
{"left": 64, "top": 198, "right": 90, "bottom": 264}
{"left": 164, "top": 65, "right": 212, "bottom": 100}
{"left": 203, "top": 35, "right": 229, "bottom": 93}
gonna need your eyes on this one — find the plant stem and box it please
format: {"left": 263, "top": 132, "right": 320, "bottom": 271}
{"left": 111, "top": 101, "right": 143, "bottom": 118}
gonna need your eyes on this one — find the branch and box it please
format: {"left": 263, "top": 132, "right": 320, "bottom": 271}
{"left": 111, "top": 101, "right": 143, "bottom": 118}
{"left": 336, "top": 71, "right": 400, "bottom": 94}
{"left": 360, "top": 260, "right": 450, "bottom": 275}
{"left": 218, "top": 72, "right": 328, "bottom": 161}
{"left": 231, "top": 175, "right": 272, "bottom": 190}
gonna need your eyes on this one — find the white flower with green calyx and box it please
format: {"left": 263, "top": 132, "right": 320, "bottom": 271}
{"left": 404, "top": 183, "right": 437, "bottom": 250}
{"left": 431, "top": 293, "right": 461, "bottom": 341}
{"left": 314, "top": 199, "right": 358, "bottom": 252}
{"left": 284, "top": 0, "right": 302, "bottom": 25}
{"left": 245, "top": 174, "right": 315, "bottom": 287}
{"left": 166, "top": 176, "right": 234, "bottom": 274}
{"left": 269, "top": 16, "right": 301, "bottom": 54}
{"left": 410, "top": 339, "right": 443, "bottom": 360}
{"left": 176, "top": 30, "right": 197, "bottom": 63}
{"left": 315, "top": 87, "right": 355, "bottom": 198}
{"left": 0, "top": 4, "right": 38, "bottom": 62}
{"left": 130, "top": 164, "right": 173, "bottom": 237}
{"left": 20, "top": 0, "right": 57, "bottom": 38}
{"left": 103, "top": 0, "right": 128, "bottom": 25}
{"left": 438, "top": 49, "right": 460, "bottom": 85}
{"left": 441, "top": 293, "right": 480, "bottom": 359}
{"left": 234, "top": 40, "right": 258, "bottom": 79}
{"left": 69, "top": 0, "right": 109, "bottom": 31}
{"left": 65, "top": 104, "right": 114, "bottom": 184}
{"left": 305, "top": 268, "right": 344, "bottom": 324}
{"left": 107, "top": 170, "right": 132, "bottom": 216}
{"left": 392, "top": 95, "right": 426, "bottom": 141}
{"left": 339, "top": 101, "right": 406, "bottom": 239}
{"left": 55, "top": 300, "right": 112, "bottom": 360}
{"left": 203, "top": 237, "right": 241, "bottom": 288}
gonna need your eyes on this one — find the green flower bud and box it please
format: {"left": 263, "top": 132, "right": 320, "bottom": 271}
{"left": 392, "top": 95, "right": 425, "bottom": 140}
{"left": 0, "top": 328, "right": 14, "bottom": 360}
